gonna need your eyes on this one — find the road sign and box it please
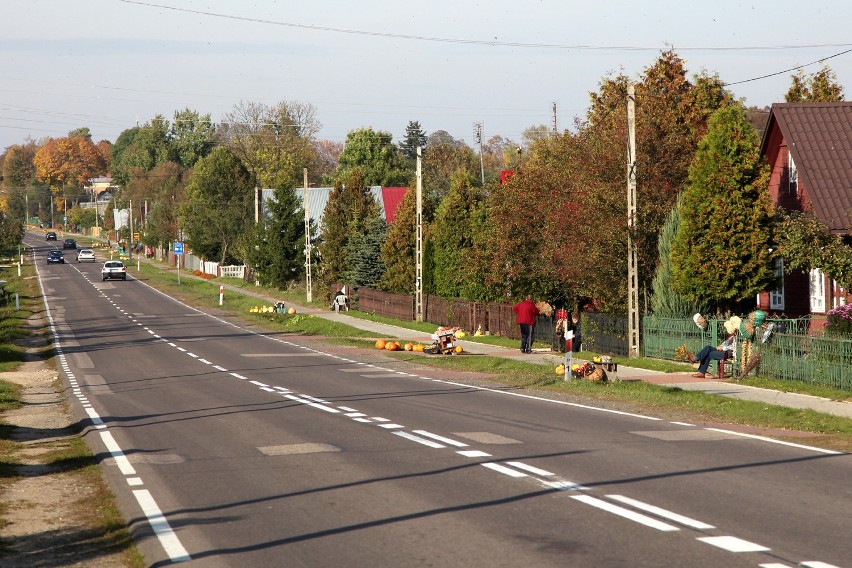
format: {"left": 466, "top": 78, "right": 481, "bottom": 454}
{"left": 174, "top": 241, "right": 184, "bottom": 255}
{"left": 133, "top": 232, "right": 140, "bottom": 241}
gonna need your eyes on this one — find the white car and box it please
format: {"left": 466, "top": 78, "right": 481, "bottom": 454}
{"left": 76, "top": 249, "right": 96, "bottom": 263}
{"left": 101, "top": 260, "right": 127, "bottom": 281}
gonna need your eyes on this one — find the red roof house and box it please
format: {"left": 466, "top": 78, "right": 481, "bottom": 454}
{"left": 758, "top": 102, "right": 852, "bottom": 318}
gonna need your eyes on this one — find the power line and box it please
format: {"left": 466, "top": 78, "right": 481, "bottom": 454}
{"left": 723, "top": 48, "right": 852, "bottom": 86}
{"left": 118, "top": 1, "right": 852, "bottom": 52}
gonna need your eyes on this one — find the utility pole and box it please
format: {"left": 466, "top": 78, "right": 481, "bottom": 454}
{"left": 254, "top": 187, "right": 260, "bottom": 224}
{"left": 474, "top": 121, "right": 485, "bottom": 186}
{"left": 626, "top": 83, "right": 639, "bottom": 358}
{"left": 304, "top": 168, "right": 312, "bottom": 303}
{"left": 129, "top": 199, "right": 133, "bottom": 262}
{"left": 552, "top": 101, "right": 558, "bottom": 133}
{"left": 415, "top": 146, "right": 424, "bottom": 322}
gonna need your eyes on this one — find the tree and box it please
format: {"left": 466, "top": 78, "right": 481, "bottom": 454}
{"left": 670, "top": 105, "right": 775, "bottom": 314}
{"left": 127, "top": 162, "right": 189, "bottom": 248}
{"left": 776, "top": 211, "right": 852, "bottom": 290}
{"left": 313, "top": 139, "right": 344, "bottom": 183}
{"left": 785, "top": 65, "right": 844, "bottom": 103}
{"left": 343, "top": 209, "right": 386, "bottom": 288}
{"left": 332, "top": 128, "right": 411, "bottom": 187}
{"left": 67, "top": 127, "right": 92, "bottom": 141}
{"left": 649, "top": 197, "right": 705, "bottom": 316}
{"left": 33, "top": 136, "right": 109, "bottom": 217}
{"left": 248, "top": 186, "right": 306, "bottom": 288}
{"left": 379, "top": 187, "right": 416, "bottom": 293}
{"left": 430, "top": 170, "right": 482, "bottom": 298}
{"left": 170, "top": 108, "right": 216, "bottom": 168}
{"left": 180, "top": 148, "right": 254, "bottom": 264}
{"left": 399, "top": 120, "right": 427, "bottom": 162}
{"left": 111, "top": 117, "right": 173, "bottom": 187}
{"left": 422, "top": 141, "right": 476, "bottom": 201}
{"left": 220, "top": 100, "right": 320, "bottom": 189}
{"left": 316, "top": 167, "right": 380, "bottom": 289}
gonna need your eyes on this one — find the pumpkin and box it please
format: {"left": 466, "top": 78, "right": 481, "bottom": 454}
{"left": 404, "top": 343, "right": 413, "bottom": 351}
{"left": 375, "top": 339, "right": 386, "bottom": 349}
{"left": 454, "top": 346, "right": 463, "bottom": 354}
{"left": 287, "top": 307, "right": 296, "bottom": 315}
{"left": 385, "top": 341, "right": 398, "bottom": 351}
{"left": 555, "top": 364, "right": 565, "bottom": 375}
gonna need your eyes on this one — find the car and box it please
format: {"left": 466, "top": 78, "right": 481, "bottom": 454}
{"left": 62, "top": 238, "right": 77, "bottom": 250}
{"left": 46, "top": 250, "right": 64, "bottom": 264}
{"left": 46, "top": 232, "right": 57, "bottom": 241}
{"left": 76, "top": 249, "right": 96, "bottom": 263}
{"left": 101, "top": 260, "right": 127, "bottom": 281}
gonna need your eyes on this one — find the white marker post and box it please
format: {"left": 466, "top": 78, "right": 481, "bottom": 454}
{"left": 219, "top": 285, "right": 224, "bottom": 306}
{"left": 564, "top": 329, "right": 574, "bottom": 381}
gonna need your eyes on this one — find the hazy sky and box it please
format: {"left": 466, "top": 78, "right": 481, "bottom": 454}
{"left": 2, "top": 0, "right": 851, "bottom": 151}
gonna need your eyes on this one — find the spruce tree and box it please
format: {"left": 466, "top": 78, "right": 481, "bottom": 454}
{"left": 670, "top": 105, "right": 774, "bottom": 314}
{"left": 379, "top": 187, "right": 416, "bottom": 293}
{"left": 249, "top": 186, "right": 306, "bottom": 288}
{"left": 649, "top": 196, "right": 704, "bottom": 317}
{"left": 343, "top": 211, "right": 387, "bottom": 288}
{"left": 399, "top": 121, "right": 427, "bottom": 162}
{"left": 430, "top": 169, "right": 480, "bottom": 298}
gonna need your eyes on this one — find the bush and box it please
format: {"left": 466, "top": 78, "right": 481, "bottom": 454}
{"left": 825, "top": 304, "right": 852, "bottom": 337}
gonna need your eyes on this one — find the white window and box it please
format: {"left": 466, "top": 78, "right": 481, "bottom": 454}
{"left": 809, "top": 268, "right": 825, "bottom": 313}
{"left": 770, "top": 259, "right": 785, "bottom": 310}
{"left": 788, "top": 150, "right": 798, "bottom": 195}
{"left": 832, "top": 280, "right": 846, "bottom": 308}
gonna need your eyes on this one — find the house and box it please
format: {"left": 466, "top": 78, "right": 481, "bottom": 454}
{"left": 260, "top": 186, "right": 409, "bottom": 232}
{"left": 758, "top": 102, "right": 852, "bottom": 321}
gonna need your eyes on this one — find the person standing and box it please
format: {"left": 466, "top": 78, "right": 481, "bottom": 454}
{"left": 513, "top": 295, "right": 540, "bottom": 353}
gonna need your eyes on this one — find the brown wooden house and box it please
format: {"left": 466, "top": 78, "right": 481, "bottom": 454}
{"left": 758, "top": 102, "right": 852, "bottom": 322}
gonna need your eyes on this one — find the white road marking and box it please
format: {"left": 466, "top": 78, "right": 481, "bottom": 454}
{"left": 371, "top": 417, "right": 390, "bottom": 422}
{"left": 249, "top": 380, "right": 268, "bottom": 387}
{"left": 300, "top": 395, "right": 328, "bottom": 403}
{"left": 127, "top": 477, "right": 144, "bottom": 486}
{"left": 481, "top": 463, "right": 527, "bottom": 478}
{"left": 412, "top": 430, "right": 468, "bottom": 447}
{"left": 100, "top": 431, "right": 136, "bottom": 476}
{"left": 393, "top": 431, "right": 446, "bottom": 448}
{"left": 670, "top": 421, "right": 695, "bottom": 426}
{"left": 230, "top": 373, "right": 248, "bottom": 380}
{"left": 697, "top": 535, "right": 769, "bottom": 552}
{"left": 338, "top": 406, "right": 359, "bottom": 412}
{"left": 353, "top": 418, "right": 372, "bottom": 423}
{"left": 704, "top": 428, "right": 843, "bottom": 455}
{"left": 800, "top": 562, "right": 841, "bottom": 568}
{"left": 213, "top": 365, "right": 227, "bottom": 372}
{"left": 542, "top": 479, "right": 587, "bottom": 491}
{"left": 606, "top": 495, "right": 715, "bottom": 529}
{"left": 345, "top": 412, "right": 367, "bottom": 418}
{"left": 379, "top": 423, "right": 404, "bottom": 429}
{"left": 572, "top": 495, "right": 679, "bottom": 532}
{"left": 457, "top": 450, "right": 491, "bottom": 458}
{"left": 132, "top": 489, "right": 191, "bottom": 562}
{"left": 505, "top": 461, "right": 555, "bottom": 477}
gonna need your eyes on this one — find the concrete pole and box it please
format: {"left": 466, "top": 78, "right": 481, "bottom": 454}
{"left": 415, "top": 146, "right": 424, "bottom": 322}
{"left": 626, "top": 83, "right": 639, "bottom": 358}
{"left": 304, "top": 168, "right": 312, "bottom": 303}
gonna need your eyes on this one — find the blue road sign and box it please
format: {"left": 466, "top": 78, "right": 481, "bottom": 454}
{"left": 174, "top": 241, "right": 184, "bottom": 255}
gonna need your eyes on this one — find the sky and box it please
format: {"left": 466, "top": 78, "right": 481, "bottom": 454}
{"left": 2, "top": 0, "right": 852, "bottom": 152}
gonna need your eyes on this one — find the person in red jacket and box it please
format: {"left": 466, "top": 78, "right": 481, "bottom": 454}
{"left": 513, "top": 295, "right": 540, "bottom": 353}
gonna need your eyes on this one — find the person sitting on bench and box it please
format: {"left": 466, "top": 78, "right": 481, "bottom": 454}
{"left": 688, "top": 316, "right": 739, "bottom": 378}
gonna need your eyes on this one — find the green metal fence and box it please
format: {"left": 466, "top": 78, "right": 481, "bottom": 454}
{"left": 758, "top": 332, "right": 852, "bottom": 390}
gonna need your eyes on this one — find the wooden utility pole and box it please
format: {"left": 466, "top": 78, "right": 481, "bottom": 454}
{"left": 626, "top": 83, "right": 639, "bottom": 358}
{"left": 303, "top": 168, "right": 312, "bottom": 303}
{"left": 415, "top": 146, "right": 424, "bottom": 322}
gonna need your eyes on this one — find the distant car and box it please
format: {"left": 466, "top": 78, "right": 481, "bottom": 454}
{"left": 62, "top": 238, "right": 77, "bottom": 250}
{"left": 101, "top": 260, "right": 127, "bottom": 281}
{"left": 46, "top": 232, "right": 57, "bottom": 241}
{"left": 76, "top": 249, "right": 96, "bottom": 263}
{"left": 46, "top": 250, "right": 64, "bottom": 264}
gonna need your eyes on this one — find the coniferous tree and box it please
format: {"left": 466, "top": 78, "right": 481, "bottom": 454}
{"left": 379, "top": 187, "right": 416, "bottom": 293}
{"left": 399, "top": 121, "right": 427, "bottom": 162}
{"left": 430, "top": 169, "right": 480, "bottom": 298}
{"left": 249, "top": 186, "right": 306, "bottom": 288}
{"left": 670, "top": 105, "right": 775, "bottom": 314}
{"left": 343, "top": 210, "right": 386, "bottom": 288}
{"left": 785, "top": 65, "right": 844, "bottom": 102}
{"left": 649, "top": 196, "right": 705, "bottom": 317}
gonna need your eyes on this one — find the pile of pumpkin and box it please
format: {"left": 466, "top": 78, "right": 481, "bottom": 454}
{"left": 374, "top": 339, "right": 462, "bottom": 354}
{"left": 250, "top": 305, "right": 296, "bottom": 314}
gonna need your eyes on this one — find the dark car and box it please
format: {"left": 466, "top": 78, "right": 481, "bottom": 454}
{"left": 46, "top": 250, "right": 64, "bottom": 264}
{"left": 46, "top": 232, "right": 57, "bottom": 241}
{"left": 62, "top": 238, "right": 77, "bottom": 250}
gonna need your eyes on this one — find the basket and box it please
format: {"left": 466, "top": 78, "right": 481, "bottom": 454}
{"left": 586, "top": 366, "right": 607, "bottom": 382}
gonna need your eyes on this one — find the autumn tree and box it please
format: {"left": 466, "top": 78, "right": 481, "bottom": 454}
{"left": 422, "top": 137, "right": 476, "bottom": 201}
{"left": 332, "top": 128, "right": 411, "bottom": 187}
{"left": 670, "top": 105, "right": 775, "bottom": 314}
{"left": 180, "top": 148, "right": 253, "bottom": 264}
{"left": 2, "top": 142, "right": 37, "bottom": 222}
{"left": 313, "top": 139, "right": 344, "bottom": 183}
{"left": 220, "top": 100, "right": 319, "bottom": 189}
{"left": 127, "top": 162, "right": 190, "bottom": 247}
{"left": 785, "top": 65, "right": 845, "bottom": 103}
{"left": 34, "top": 136, "right": 109, "bottom": 216}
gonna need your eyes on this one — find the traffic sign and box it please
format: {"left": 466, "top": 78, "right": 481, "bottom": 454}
{"left": 174, "top": 241, "right": 184, "bottom": 255}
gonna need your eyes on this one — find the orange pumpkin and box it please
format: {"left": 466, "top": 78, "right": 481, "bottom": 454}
{"left": 454, "top": 346, "right": 463, "bottom": 354}
{"left": 404, "top": 343, "right": 413, "bottom": 351}
{"left": 385, "top": 341, "right": 398, "bottom": 351}
{"left": 375, "top": 339, "right": 386, "bottom": 349}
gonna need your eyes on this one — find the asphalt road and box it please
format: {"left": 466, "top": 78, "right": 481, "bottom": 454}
{"left": 28, "top": 235, "right": 851, "bottom": 568}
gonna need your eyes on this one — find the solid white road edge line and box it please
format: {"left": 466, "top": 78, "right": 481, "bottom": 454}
{"left": 132, "top": 489, "right": 192, "bottom": 563}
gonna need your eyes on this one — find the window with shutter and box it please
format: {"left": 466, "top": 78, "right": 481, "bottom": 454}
{"left": 809, "top": 268, "right": 825, "bottom": 313}
{"left": 770, "top": 259, "right": 784, "bottom": 310}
